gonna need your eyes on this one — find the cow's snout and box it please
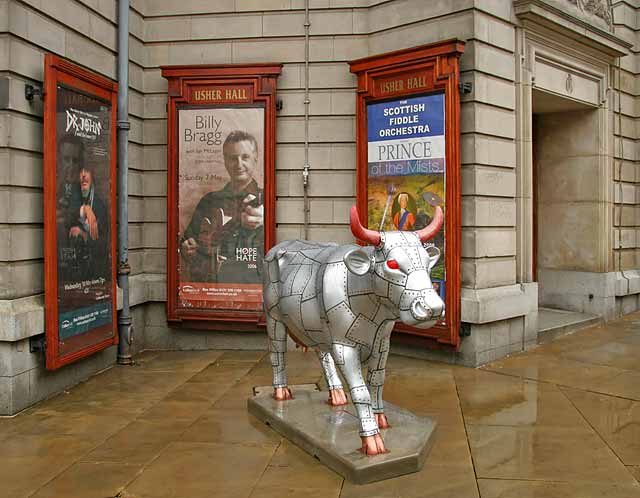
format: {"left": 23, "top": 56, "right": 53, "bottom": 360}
{"left": 410, "top": 298, "right": 433, "bottom": 321}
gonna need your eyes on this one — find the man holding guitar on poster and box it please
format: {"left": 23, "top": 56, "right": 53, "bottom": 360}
{"left": 180, "top": 130, "right": 264, "bottom": 284}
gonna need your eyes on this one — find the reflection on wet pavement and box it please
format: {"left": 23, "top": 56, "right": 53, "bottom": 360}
{"left": 1, "top": 314, "right": 640, "bottom": 497}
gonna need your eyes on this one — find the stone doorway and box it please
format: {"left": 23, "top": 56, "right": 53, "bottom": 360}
{"left": 532, "top": 89, "right": 603, "bottom": 337}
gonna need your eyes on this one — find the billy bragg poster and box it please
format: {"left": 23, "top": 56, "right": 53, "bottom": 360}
{"left": 55, "top": 85, "right": 113, "bottom": 353}
{"left": 367, "top": 93, "right": 446, "bottom": 299}
{"left": 178, "top": 106, "right": 265, "bottom": 311}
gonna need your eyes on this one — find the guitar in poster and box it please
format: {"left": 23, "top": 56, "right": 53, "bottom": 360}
{"left": 177, "top": 106, "right": 265, "bottom": 311}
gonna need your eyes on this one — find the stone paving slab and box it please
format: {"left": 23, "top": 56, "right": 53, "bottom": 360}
{"left": 248, "top": 385, "right": 437, "bottom": 485}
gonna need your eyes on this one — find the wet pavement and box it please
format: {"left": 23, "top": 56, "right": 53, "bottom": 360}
{"left": 2, "top": 312, "right": 640, "bottom": 498}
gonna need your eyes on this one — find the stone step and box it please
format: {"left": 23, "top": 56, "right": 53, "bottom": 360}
{"left": 537, "top": 307, "right": 602, "bottom": 344}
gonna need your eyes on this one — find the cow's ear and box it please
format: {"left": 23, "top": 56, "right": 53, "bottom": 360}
{"left": 343, "top": 248, "right": 372, "bottom": 276}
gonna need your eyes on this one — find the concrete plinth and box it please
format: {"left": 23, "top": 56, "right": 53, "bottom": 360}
{"left": 247, "top": 385, "right": 437, "bottom": 484}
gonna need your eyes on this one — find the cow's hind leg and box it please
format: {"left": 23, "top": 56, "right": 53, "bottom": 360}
{"left": 367, "top": 334, "right": 391, "bottom": 429}
{"left": 317, "top": 351, "right": 347, "bottom": 406}
{"left": 267, "top": 315, "right": 292, "bottom": 400}
{"left": 332, "top": 344, "right": 386, "bottom": 456}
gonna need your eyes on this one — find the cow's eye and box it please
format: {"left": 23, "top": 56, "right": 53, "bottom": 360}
{"left": 386, "top": 259, "right": 400, "bottom": 270}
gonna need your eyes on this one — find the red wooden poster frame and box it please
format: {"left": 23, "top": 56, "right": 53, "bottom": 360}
{"left": 43, "top": 55, "right": 119, "bottom": 370}
{"left": 162, "top": 64, "right": 281, "bottom": 330}
{"left": 349, "top": 40, "right": 464, "bottom": 348}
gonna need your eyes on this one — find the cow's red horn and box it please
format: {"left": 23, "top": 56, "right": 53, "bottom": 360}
{"left": 416, "top": 206, "right": 444, "bottom": 243}
{"left": 350, "top": 206, "right": 381, "bottom": 246}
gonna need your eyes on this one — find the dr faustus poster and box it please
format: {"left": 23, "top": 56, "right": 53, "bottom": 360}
{"left": 55, "top": 85, "right": 113, "bottom": 351}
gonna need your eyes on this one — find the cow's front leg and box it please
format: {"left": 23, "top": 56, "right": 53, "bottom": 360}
{"left": 317, "top": 351, "right": 347, "bottom": 406}
{"left": 367, "top": 334, "right": 391, "bottom": 429}
{"left": 267, "top": 315, "right": 293, "bottom": 401}
{"left": 332, "top": 344, "right": 386, "bottom": 456}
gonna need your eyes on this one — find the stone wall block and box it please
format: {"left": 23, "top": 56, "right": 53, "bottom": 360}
{"left": 0, "top": 149, "right": 42, "bottom": 188}
{"left": 276, "top": 225, "right": 303, "bottom": 242}
{"left": 309, "top": 10, "right": 354, "bottom": 35}
{"left": 143, "top": 94, "right": 167, "bottom": 119}
{"left": 235, "top": 0, "right": 292, "bottom": 11}
{"left": 142, "top": 0, "right": 234, "bottom": 16}
{"left": 128, "top": 170, "right": 143, "bottom": 197}
{"left": 464, "top": 41, "right": 515, "bottom": 81}
{"left": 538, "top": 155, "right": 600, "bottom": 203}
{"left": 142, "top": 223, "right": 166, "bottom": 249}
{"left": 128, "top": 116, "right": 143, "bottom": 144}
{"left": 278, "top": 116, "right": 354, "bottom": 142}
{"left": 333, "top": 35, "right": 368, "bottom": 61}
{"left": 4, "top": 37, "right": 45, "bottom": 81}
{"left": 277, "top": 90, "right": 333, "bottom": 116}
{"left": 128, "top": 223, "right": 143, "bottom": 249}
{"left": 0, "top": 0, "right": 8, "bottom": 32}
{"left": 145, "top": 17, "right": 192, "bottom": 42}
{"left": 65, "top": 31, "right": 115, "bottom": 80}
{"left": 0, "top": 226, "right": 43, "bottom": 261}
{"left": 143, "top": 198, "right": 166, "bottom": 222}
{"left": 142, "top": 171, "right": 167, "bottom": 197}
{"left": 0, "top": 189, "right": 43, "bottom": 224}
{"left": 461, "top": 257, "right": 516, "bottom": 288}
{"left": 9, "top": 2, "right": 66, "bottom": 55}
{"left": 369, "top": 12, "right": 473, "bottom": 55}
{"left": 309, "top": 199, "right": 334, "bottom": 223}
{"left": 195, "top": 13, "right": 263, "bottom": 40}
{"left": 461, "top": 166, "right": 516, "bottom": 197}
{"left": 462, "top": 228, "right": 516, "bottom": 258}
{"left": 143, "top": 119, "right": 167, "bottom": 145}
{"left": 232, "top": 39, "right": 305, "bottom": 63}
{"left": 308, "top": 63, "right": 355, "bottom": 88}
{"left": 461, "top": 134, "right": 515, "bottom": 168}
{"left": 0, "top": 338, "right": 39, "bottom": 377}
{"left": 463, "top": 72, "right": 515, "bottom": 110}
{"left": 276, "top": 198, "right": 304, "bottom": 224}
{"left": 146, "top": 45, "right": 169, "bottom": 67}
{"left": 142, "top": 145, "right": 167, "bottom": 171}
{"left": 0, "top": 261, "right": 43, "bottom": 299}
{"left": 462, "top": 197, "right": 516, "bottom": 227}
{"left": 129, "top": 90, "right": 144, "bottom": 119}
{"left": 129, "top": 8, "right": 144, "bottom": 39}
{"left": 166, "top": 41, "right": 234, "bottom": 65}
{"left": 276, "top": 143, "right": 355, "bottom": 171}
{"left": 130, "top": 63, "right": 144, "bottom": 92}
{"left": 614, "top": 182, "right": 636, "bottom": 204}
{"left": 367, "top": 0, "right": 472, "bottom": 33}
{"left": 263, "top": 12, "right": 304, "bottom": 37}
{"left": 142, "top": 249, "right": 166, "bottom": 273}
{"left": 461, "top": 102, "right": 515, "bottom": 139}
{"left": 489, "top": 320, "right": 510, "bottom": 348}
{"left": 129, "top": 36, "right": 145, "bottom": 66}
{"left": 473, "top": 10, "right": 514, "bottom": 51}
{"left": 308, "top": 224, "right": 352, "bottom": 244}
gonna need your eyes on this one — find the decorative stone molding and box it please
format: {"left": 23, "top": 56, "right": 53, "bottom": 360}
{"left": 514, "top": 0, "right": 629, "bottom": 58}
{"left": 575, "top": 0, "right": 612, "bottom": 25}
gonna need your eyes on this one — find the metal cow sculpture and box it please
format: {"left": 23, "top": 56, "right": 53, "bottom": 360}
{"left": 263, "top": 205, "right": 444, "bottom": 455}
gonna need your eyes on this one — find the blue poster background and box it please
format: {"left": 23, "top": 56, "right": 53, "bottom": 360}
{"left": 367, "top": 93, "right": 445, "bottom": 142}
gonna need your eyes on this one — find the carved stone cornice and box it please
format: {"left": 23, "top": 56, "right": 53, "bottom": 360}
{"left": 567, "top": 0, "right": 612, "bottom": 26}
{"left": 514, "top": 0, "right": 631, "bottom": 58}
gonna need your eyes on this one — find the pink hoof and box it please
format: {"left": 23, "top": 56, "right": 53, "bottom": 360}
{"left": 273, "top": 387, "right": 293, "bottom": 401}
{"left": 327, "top": 388, "right": 348, "bottom": 406}
{"left": 376, "top": 413, "right": 390, "bottom": 429}
{"left": 360, "top": 433, "right": 388, "bottom": 456}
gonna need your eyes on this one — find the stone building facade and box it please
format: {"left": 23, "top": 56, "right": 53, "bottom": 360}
{"left": 0, "top": 0, "right": 636, "bottom": 414}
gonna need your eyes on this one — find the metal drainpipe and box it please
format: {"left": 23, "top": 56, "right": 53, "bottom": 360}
{"left": 117, "top": 0, "right": 133, "bottom": 365}
{"left": 302, "top": 0, "right": 311, "bottom": 239}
